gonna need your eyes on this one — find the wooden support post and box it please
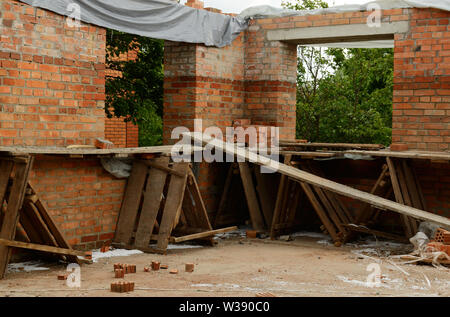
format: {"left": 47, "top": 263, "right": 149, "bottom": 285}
{"left": 134, "top": 157, "right": 169, "bottom": 249}
{"left": 238, "top": 162, "right": 265, "bottom": 231}
{"left": 156, "top": 163, "right": 189, "bottom": 252}
{"left": 0, "top": 156, "right": 34, "bottom": 279}
{"left": 270, "top": 155, "right": 291, "bottom": 239}
{"left": 114, "top": 161, "right": 148, "bottom": 245}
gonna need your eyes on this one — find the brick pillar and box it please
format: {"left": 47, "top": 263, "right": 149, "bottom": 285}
{"left": 244, "top": 21, "right": 298, "bottom": 140}
{"left": 392, "top": 8, "right": 450, "bottom": 151}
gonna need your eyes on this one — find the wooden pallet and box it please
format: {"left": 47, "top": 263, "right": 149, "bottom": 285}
{"left": 0, "top": 156, "right": 83, "bottom": 279}
{"left": 113, "top": 159, "right": 236, "bottom": 254}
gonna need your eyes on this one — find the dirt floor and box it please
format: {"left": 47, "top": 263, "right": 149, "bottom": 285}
{"left": 0, "top": 231, "right": 449, "bottom": 297}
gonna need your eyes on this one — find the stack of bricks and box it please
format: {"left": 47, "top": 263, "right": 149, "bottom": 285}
{"left": 426, "top": 228, "right": 450, "bottom": 256}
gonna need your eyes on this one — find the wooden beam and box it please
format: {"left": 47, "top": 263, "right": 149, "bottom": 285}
{"left": 140, "top": 160, "right": 186, "bottom": 178}
{"left": 0, "top": 157, "right": 34, "bottom": 279}
{"left": 171, "top": 226, "right": 238, "bottom": 243}
{"left": 0, "top": 239, "right": 85, "bottom": 257}
{"left": 238, "top": 162, "right": 265, "bottom": 231}
{"left": 187, "top": 133, "right": 450, "bottom": 230}
{"left": 156, "top": 163, "right": 189, "bottom": 251}
{"left": 214, "top": 164, "right": 234, "bottom": 228}
{"left": 114, "top": 161, "right": 148, "bottom": 245}
{"left": 342, "top": 224, "right": 409, "bottom": 243}
{"left": 134, "top": 157, "right": 169, "bottom": 249}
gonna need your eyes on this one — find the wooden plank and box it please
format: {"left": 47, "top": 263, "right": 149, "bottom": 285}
{"left": 114, "top": 161, "right": 148, "bottom": 245}
{"left": 0, "top": 160, "right": 13, "bottom": 206}
{"left": 238, "top": 162, "right": 265, "bottom": 231}
{"left": 283, "top": 182, "right": 301, "bottom": 232}
{"left": 188, "top": 134, "right": 450, "bottom": 230}
{"left": 386, "top": 157, "right": 413, "bottom": 238}
{"left": 21, "top": 201, "right": 58, "bottom": 247}
{"left": 355, "top": 164, "right": 389, "bottom": 224}
{"left": 402, "top": 160, "right": 423, "bottom": 210}
{"left": 18, "top": 210, "right": 45, "bottom": 244}
{"left": 299, "top": 182, "right": 339, "bottom": 241}
{"left": 279, "top": 142, "right": 385, "bottom": 150}
{"left": 171, "top": 226, "right": 238, "bottom": 243}
{"left": 140, "top": 160, "right": 186, "bottom": 178}
{"left": 187, "top": 170, "right": 212, "bottom": 230}
{"left": 401, "top": 160, "right": 420, "bottom": 233}
{"left": 0, "top": 157, "right": 34, "bottom": 279}
{"left": 26, "top": 183, "right": 79, "bottom": 263}
{"left": 395, "top": 159, "right": 418, "bottom": 236}
{"left": 0, "top": 239, "right": 85, "bottom": 257}
{"left": 270, "top": 155, "right": 291, "bottom": 239}
{"left": 156, "top": 163, "right": 189, "bottom": 252}
{"left": 213, "top": 164, "right": 234, "bottom": 227}
{"left": 134, "top": 157, "right": 169, "bottom": 249}
{"left": 304, "top": 161, "right": 353, "bottom": 224}
{"left": 343, "top": 224, "right": 409, "bottom": 243}
{"left": 412, "top": 164, "right": 427, "bottom": 211}
{"left": 254, "top": 167, "right": 276, "bottom": 228}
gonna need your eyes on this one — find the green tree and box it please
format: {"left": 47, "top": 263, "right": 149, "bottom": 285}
{"left": 105, "top": 30, "right": 164, "bottom": 146}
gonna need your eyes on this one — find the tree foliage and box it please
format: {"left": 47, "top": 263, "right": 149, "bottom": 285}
{"left": 284, "top": 0, "right": 393, "bottom": 145}
{"left": 105, "top": 30, "right": 164, "bottom": 146}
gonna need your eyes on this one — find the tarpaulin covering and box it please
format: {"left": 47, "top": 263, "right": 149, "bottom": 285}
{"left": 19, "top": 0, "right": 248, "bottom": 47}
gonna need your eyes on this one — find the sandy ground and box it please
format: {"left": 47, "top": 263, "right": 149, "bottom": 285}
{"left": 0, "top": 232, "right": 449, "bottom": 297}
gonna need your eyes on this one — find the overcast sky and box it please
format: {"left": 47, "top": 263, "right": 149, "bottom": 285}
{"left": 179, "top": 0, "right": 370, "bottom": 14}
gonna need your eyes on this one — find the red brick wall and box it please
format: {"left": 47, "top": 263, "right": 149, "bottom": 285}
{"left": 393, "top": 9, "right": 450, "bottom": 151}
{"left": 0, "top": 0, "right": 125, "bottom": 249}
{"left": 0, "top": 0, "right": 106, "bottom": 147}
{"left": 30, "top": 157, "right": 126, "bottom": 248}
{"left": 250, "top": 7, "right": 450, "bottom": 151}
{"left": 104, "top": 50, "right": 140, "bottom": 148}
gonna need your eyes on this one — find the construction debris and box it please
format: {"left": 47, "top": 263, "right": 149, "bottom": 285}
{"left": 185, "top": 263, "right": 195, "bottom": 273}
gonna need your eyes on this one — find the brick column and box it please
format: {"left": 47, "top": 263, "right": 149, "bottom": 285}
{"left": 392, "top": 8, "right": 450, "bottom": 151}
{"left": 244, "top": 20, "right": 298, "bottom": 140}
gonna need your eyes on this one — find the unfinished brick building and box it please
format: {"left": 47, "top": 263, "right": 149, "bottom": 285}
{"left": 0, "top": 0, "right": 449, "bottom": 250}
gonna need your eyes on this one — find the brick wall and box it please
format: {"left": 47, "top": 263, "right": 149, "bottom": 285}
{"left": 393, "top": 9, "right": 450, "bottom": 151}
{"left": 164, "top": 4, "right": 449, "bottom": 217}
{"left": 0, "top": 0, "right": 106, "bottom": 147}
{"left": 30, "top": 157, "right": 126, "bottom": 248}
{"left": 249, "top": 7, "right": 450, "bottom": 151}
{"left": 1, "top": 0, "right": 124, "bottom": 249}
{"left": 105, "top": 50, "right": 139, "bottom": 148}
